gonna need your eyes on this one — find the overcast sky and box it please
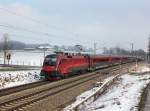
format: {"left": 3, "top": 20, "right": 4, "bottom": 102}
{"left": 0, "top": 0, "right": 149, "bottom": 50}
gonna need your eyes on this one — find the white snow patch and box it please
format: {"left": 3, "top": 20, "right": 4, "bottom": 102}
{"left": 0, "top": 50, "right": 53, "bottom": 66}
{"left": 139, "top": 66, "right": 150, "bottom": 72}
{"left": 0, "top": 70, "right": 41, "bottom": 89}
{"left": 64, "top": 66, "right": 150, "bottom": 111}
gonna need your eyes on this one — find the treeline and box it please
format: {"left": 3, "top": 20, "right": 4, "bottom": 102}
{"left": 0, "top": 40, "right": 93, "bottom": 52}
{"left": 0, "top": 38, "right": 147, "bottom": 58}
{"left": 0, "top": 40, "right": 50, "bottom": 50}
{"left": 103, "top": 47, "right": 146, "bottom": 58}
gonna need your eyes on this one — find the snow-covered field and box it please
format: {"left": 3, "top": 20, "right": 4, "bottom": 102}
{"left": 0, "top": 50, "right": 54, "bottom": 89}
{"left": 64, "top": 66, "right": 150, "bottom": 111}
{"left": 0, "top": 70, "right": 41, "bottom": 89}
{"left": 0, "top": 50, "right": 53, "bottom": 66}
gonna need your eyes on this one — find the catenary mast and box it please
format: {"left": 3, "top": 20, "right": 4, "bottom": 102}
{"left": 148, "top": 36, "right": 150, "bottom": 62}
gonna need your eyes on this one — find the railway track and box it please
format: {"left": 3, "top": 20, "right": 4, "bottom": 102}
{"left": 0, "top": 74, "right": 103, "bottom": 111}
{"left": 0, "top": 65, "right": 118, "bottom": 98}
{"left": 0, "top": 62, "right": 130, "bottom": 97}
{"left": 0, "top": 80, "right": 50, "bottom": 97}
{"left": 0, "top": 62, "right": 140, "bottom": 111}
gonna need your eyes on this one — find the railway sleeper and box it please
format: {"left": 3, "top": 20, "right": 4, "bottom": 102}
{"left": 9, "top": 101, "right": 28, "bottom": 105}
{"left": 17, "top": 109, "right": 24, "bottom": 111}
{"left": 5, "top": 94, "right": 41, "bottom": 107}
{"left": 0, "top": 104, "right": 14, "bottom": 108}
{"left": 0, "top": 62, "right": 138, "bottom": 111}
{"left": 9, "top": 100, "right": 33, "bottom": 107}
{"left": 3, "top": 98, "right": 42, "bottom": 111}
{"left": 0, "top": 108, "right": 9, "bottom": 111}
{"left": 5, "top": 76, "right": 99, "bottom": 110}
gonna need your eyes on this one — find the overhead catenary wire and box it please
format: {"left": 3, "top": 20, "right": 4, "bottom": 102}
{"left": 0, "top": 6, "right": 78, "bottom": 37}
{"left": 9, "top": 33, "right": 73, "bottom": 42}
{"left": 0, "top": 23, "right": 80, "bottom": 43}
{"left": 0, "top": 28, "right": 81, "bottom": 47}
{"left": 0, "top": 24, "right": 54, "bottom": 37}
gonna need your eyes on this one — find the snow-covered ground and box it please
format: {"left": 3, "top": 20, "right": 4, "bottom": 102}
{"left": 0, "top": 70, "right": 41, "bottom": 89}
{"left": 64, "top": 66, "right": 150, "bottom": 111}
{"left": 0, "top": 50, "right": 53, "bottom": 66}
{"left": 0, "top": 50, "right": 54, "bottom": 89}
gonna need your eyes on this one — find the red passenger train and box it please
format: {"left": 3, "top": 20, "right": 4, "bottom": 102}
{"left": 40, "top": 52, "right": 135, "bottom": 80}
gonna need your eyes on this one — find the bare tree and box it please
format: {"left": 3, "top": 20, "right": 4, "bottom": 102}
{"left": 103, "top": 46, "right": 146, "bottom": 58}
{"left": 2, "top": 33, "right": 10, "bottom": 65}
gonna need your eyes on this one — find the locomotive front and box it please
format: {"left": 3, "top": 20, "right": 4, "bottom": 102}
{"left": 40, "top": 54, "right": 61, "bottom": 80}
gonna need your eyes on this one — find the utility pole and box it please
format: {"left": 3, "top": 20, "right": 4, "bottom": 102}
{"left": 43, "top": 46, "right": 46, "bottom": 59}
{"left": 131, "top": 43, "right": 134, "bottom": 56}
{"left": 94, "top": 42, "right": 97, "bottom": 55}
{"left": 148, "top": 37, "right": 150, "bottom": 62}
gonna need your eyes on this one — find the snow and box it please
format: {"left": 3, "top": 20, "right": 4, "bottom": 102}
{"left": 64, "top": 66, "right": 150, "bottom": 111}
{"left": 0, "top": 50, "right": 51, "bottom": 89}
{"left": 0, "top": 70, "right": 41, "bottom": 89}
{"left": 0, "top": 50, "right": 53, "bottom": 66}
{"left": 38, "top": 46, "right": 54, "bottom": 49}
{"left": 138, "top": 66, "right": 150, "bottom": 72}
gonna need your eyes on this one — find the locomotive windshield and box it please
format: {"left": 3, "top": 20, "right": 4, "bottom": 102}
{"left": 44, "top": 54, "right": 57, "bottom": 66}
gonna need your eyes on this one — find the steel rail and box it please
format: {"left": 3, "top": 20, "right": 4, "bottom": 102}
{"left": 0, "top": 80, "right": 49, "bottom": 97}
{"left": 0, "top": 62, "right": 138, "bottom": 111}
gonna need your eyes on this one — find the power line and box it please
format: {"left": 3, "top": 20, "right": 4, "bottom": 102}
{"left": 0, "top": 23, "right": 54, "bottom": 37}
{"left": 0, "top": 7, "right": 78, "bottom": 37}
{"left": 0, "top": 23, "right": 80, "bottom": 43}
{"left": 131, "top": 43, "right": 134, "bottom": 56}
{"left": 10, "top": 34, "right": 70, "bottom": 41}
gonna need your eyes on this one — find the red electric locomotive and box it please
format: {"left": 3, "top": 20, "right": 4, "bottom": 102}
{"left": 40, "top": 52, "right": 130, "bottom": 80}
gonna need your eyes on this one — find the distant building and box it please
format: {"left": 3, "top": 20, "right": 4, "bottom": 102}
{"left": 24, "top": 48, "right": 36, "bottom": 51}
{"left": 37, "top": 45, "right": 55, "bottom": 51}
